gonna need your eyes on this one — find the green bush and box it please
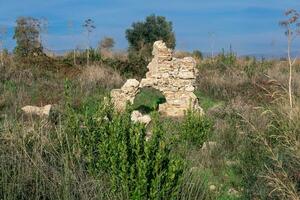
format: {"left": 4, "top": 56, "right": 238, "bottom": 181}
{"left": 102, "top": 54, "right": 148, "bottom": 78}
{"left": 64, "top": 92, "right": 184, "bottom": 199}
{"left": 180, "top": 109, "right": 212, "bottom": 147}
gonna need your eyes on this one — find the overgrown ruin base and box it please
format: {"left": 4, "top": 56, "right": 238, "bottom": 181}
{"left": 111, "top": 41, "right": 203, "bottom": 117}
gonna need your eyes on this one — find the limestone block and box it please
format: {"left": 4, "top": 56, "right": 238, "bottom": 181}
{"left": 21, "top": 104, "right": 52, "bottom": 117}
{"left": 152, "top": 41, "right": 172, "bottom": 61}
{"left": 110, "top": 40, "right": 204, "bottom": 117}
{"left": 178, "top": 71, "right": 195, "bottom": 79}
{"left": 140, "top": 78, "right": 157, "bottom": 88}
{"left": 121, "top": 79, "right": 140, "bottom": 94}
{"left": 111, "top": 79, "right": 139, "bottom": 111}
{"left": 131, "top": 110, "right": 151, "bottom": 125}
{"left": 185, "top": 85, "right": 195, "bottom": 92}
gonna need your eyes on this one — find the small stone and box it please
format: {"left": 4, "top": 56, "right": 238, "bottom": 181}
{"left": 228, "top": 188, "right": 240, "bottom": 197}
{"left": 139, "top": 115, "right": 151, "bottom": 125}
{"left": 21, "top": 104, "right": 52, "bottom": 117}
{"left": 131, "top": 110, "right": 151, "bottom": 125}
{"left": 121, "top": 79, "right": 140, "bottom": 94}
{"left": 145, "top": 130, "right": 152, "bottom": 141}
{"left": 209, "top": 185, "right": 217, "bottom": 191}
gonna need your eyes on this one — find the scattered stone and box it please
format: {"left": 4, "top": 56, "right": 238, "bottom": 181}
{"left": 145, "top": 130, "right": 152, "bottom": 141}
{"left": 21, "top": 104, "right": 52, "bottom": 118}
{"left": 131, "top": 110, "right": 142, "bottom": 121}
{"left": 131, "top": 110, "right": 151, "bottom": 125}
{"left": 111, "top": 40, "right": 203, "bottom": 117}
{"left": 228, "top": 188, "right": 240, "bottom": 197}
{"left": 209, "top": 184, "right": 217, "bottom": 191}
{"left": 131, "top": 110, "right": 152, "bottom": 140}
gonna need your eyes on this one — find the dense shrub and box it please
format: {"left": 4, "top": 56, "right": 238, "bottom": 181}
{"left": 64, "top": 94, "right": 184, "bottom": 199}
{"left": 180, "top": 109, "right": 212, "bottom": 147}
{"left": 103, "top": 54, "right": 148, "bottom": 78}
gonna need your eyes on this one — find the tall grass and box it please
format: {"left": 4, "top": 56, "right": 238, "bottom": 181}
{"left": 0, "top": 116, "right": 118, "bottom": 199}
{"left": 1, "top": 50, "right": 300, "bottom": 199}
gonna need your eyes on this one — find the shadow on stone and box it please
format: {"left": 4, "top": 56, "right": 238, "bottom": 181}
{"left": 133, "top": 87, "right": 166, "bottom": 114}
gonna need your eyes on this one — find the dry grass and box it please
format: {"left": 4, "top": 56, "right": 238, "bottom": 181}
{"left": 79, "top": 64, "right": 124, "bottom": 90}
{"left": 0, "top": 117, "right": 121, "bottom": 199}
{"left": 192, "top": 56, "right": 300, "bottom": 199}
{"left": 112, "top": 50, "right": 128, "bottom": 61}
{"left": 174, "top": 51, "right": 192, "bottom": 58}
{"left": 2, "top": 52, "right": 300, "bottom": 199}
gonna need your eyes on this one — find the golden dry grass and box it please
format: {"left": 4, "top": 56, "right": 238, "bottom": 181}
{"left": 78, "top": 64, "right": 124, "bottom": 89}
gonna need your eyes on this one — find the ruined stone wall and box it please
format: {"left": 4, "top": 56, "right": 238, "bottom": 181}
{"left": 111, "top": 40, "right": 203, "bottom": 117}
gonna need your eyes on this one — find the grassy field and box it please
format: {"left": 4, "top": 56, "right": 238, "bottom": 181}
{"left": 1, "top": 52, "right": 300, "bottom": 199}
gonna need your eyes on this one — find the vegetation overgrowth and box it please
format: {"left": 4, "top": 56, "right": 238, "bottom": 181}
{"left": 1, "top": 12, "right": 300, "bottom": 200}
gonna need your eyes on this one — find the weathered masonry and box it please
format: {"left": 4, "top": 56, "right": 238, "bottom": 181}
{"left": 111, "top": 41, "right": 203, "bottom": 117}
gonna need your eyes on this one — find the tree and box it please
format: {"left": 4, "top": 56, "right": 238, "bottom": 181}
{"left": 0, "top": 26, "right": 7, "bottom": 66}
{"left": 82, "top": 18, "right": 95, "bottom": 66}
{"left": 99, "top": 37, "right": 115, "bottom": 51}
{"left": 279, "top": 9, "right": 300, "bottom": 109}
{"left": 98, "top": 37, "right": 115, "bottom": 58}
{"left": 13, "top": 17, "right": 43, "bottom": 59}
{"left": 192, "top": 50, "right": 203, "bottom": 61}
{"left": 125, "top": 15, "right": 176, "bottom": 61}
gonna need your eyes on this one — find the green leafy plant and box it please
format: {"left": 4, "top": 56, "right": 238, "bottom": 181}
{"left": 180, "top": 109, "right": 212, "bottom": 147}
{"left": 64, "top": 92, "right": 184, "bottom": 199}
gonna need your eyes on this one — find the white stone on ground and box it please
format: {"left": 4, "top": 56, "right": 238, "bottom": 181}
{"left": 131, "top": 110, "right": 151, "bottom": 125}
{"left": 21, "top": 104, "right": 52, "bottom": 117}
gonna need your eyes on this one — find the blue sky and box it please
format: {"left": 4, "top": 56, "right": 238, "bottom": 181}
{"left": 0, "top": 0, "right": 299, "bottom": 56}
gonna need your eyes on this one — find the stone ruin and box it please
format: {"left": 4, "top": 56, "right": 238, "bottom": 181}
{"left": 111, "top": 40, "right": 203, "bottom": 117}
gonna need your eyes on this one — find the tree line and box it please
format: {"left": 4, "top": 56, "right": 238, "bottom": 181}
{"left": 0, "top": 15, "right": 176, "bottom": 67}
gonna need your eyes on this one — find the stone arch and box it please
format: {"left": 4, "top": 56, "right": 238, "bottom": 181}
{"left": 133, "top": 86, "right": 166, "bottom": 113}
{"left": 111, "top": 41, "right": 203, "bottom": 117}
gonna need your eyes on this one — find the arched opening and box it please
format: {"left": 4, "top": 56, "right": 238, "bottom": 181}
{"left": 132, "top": 87, "right": 166, "bottom": 114}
